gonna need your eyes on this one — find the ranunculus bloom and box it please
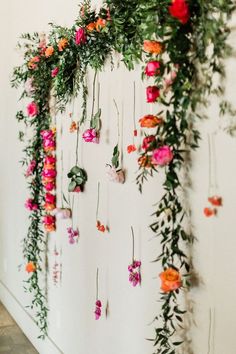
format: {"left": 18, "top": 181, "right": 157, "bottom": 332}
{"left": 51, "top": 67, "right": 59, "bottom": 77}
{"left": 127, "top": 144, "right": 137, "bottom": 154}
{"left": 204, "top": 207, "right": 217, "bottom": 217}
{"left": 42, "top": 169, "right": 57, "bottom": 179}
{"left": 152, "top": 146, "right": 174, "bottom": 166}
{"left": 25, "top": 262, "right": 36, "bottom": 273}
{"left": 146, "top": 86, "right": 160, "bottom": 103}
{"left": 159, "top": 268, "right": 181, "bottom": 293}
{"left": 145, "top": 61, "right": 161, "bottom": 77}
{"left": 44, "top": 203, "right": 56, "bottom": 211}
{"left": 169, "top": 0, "right": 190, "bottom": 24}
{"left": 106, "top": 166, "right": 125, "bottom": 184}
{"left": 44, "top": 182, "right": 55, "bottom": 191}
{"left": 142, "top": 135, "right": 156, "bottom": 150}
{"left": 45, "top": 46, "right": 54, "bottom": 58}
{"left": 43, "top": 215, "right": 55, "bottom": 225}
{"left": 82, "top": 128, "right": 99, "bottom": 143}
{"left": 45, "top": 193, "right": 56, "bottom": 204}
{"left": 75, "top": 28, "right": 87, "bottom": 45}
{"left": 96, "top": 18, "right": 106, "bottom": 31}
{"left": 27, "top": 102, "right": 38, "bottom": 117}
{"left": 208, "top": 196, "right": 222, "bottom": 207}
{"left": 138, "top": 155, "right": 152, "bottom": 168}
{"left": 139, "top": 115, "right": 163, "bottom": 128}
{"left": 28, "top": 56, "right": 40, "bottom": 69}
{"left": 44, "top": 156, "right": 56, "bottom": 166}
{"left": 86, "top": 22, "right": 96, "bottom": 31}
{"left": 143, "top": 40, "right": 163, "bottom": 55}
{"left": 44, "top": 224, "right": 56, "bottom": 232}
{"left": 41, "top": 130, "right": 54, "bottom": 140}
{"left": 58, "top": 38, "right": 68, "bottom": 51}
{"left": 43, "top": 140, "right": 56, "bottom": 152}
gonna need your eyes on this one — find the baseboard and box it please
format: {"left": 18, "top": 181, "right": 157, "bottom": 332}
{"left": 0, "top": 279, "right": 63, "bottom": 354}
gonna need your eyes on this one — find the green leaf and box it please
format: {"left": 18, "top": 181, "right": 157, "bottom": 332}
{"left": 68, "top": 181, "right": 76, "bottom": 192}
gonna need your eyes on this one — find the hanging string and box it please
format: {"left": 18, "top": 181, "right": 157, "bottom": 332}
{"left": 208, "top": 134, "right": 213, "bottom": 197}
{"left": 133, "top": 81, "right": 137, "bottom": 144}
{"left": 96, "top": 182, "right": 100, "bottom": 221}
{"left": 131, "top": 226, "right": 135, "bottom": 262}
{"left": 91, "top": 70, "right": 97, "bottom": 120}
{"left": 113, "top": 99, "right": 122, "bottom": 168}
{"left": 96, "top": 268, "right": 99, "bottom": 300}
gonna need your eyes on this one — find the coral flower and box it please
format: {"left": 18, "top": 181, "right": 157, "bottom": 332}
{"left": 96, "top": 18, "right": 106, "bottom": 31}
{"left": 75, "top": 28, "right": 87, "bottom": 45}
{"left": 58, "top": 38, "right": 68, "bottom": 51}
{"left": 208, "top": 196, "right": 222, "bottom": 207}
{"left": 139, "top": 115, "right": 163, "bottom": 128}
{"left": 44, "top": 224, "right": 56, "bottom": 232}
{"left": 27, "top": 102, "right": 38, "bottom": 117}
{"left": 152, "top": 146, "right": 173, "bottom": 166}
{"left": 142, "top": 135, "right": 156, "bottom": 151}
{"left": 169, "top": 0, "right": 190, "bottom": 24}
{"left": 143, "top": 40, "right": 164, "bottom": 55}
{"left": 69, "top": 121, "right": 78, "bottom": 133}
{"left": 159, "top": 268, "right": 181, "bottom": 293}
{"left": 96, "top": 221, "right": 106, "bottom": 233}
{"left": 51, "top": 67, "right": 59, "bottom": 77}
{"left": 127, "top": 144, "right": 137, "bottom": 154}
{"left": 138, "top": 155, "right": 152, "bottom": 168}
{"left": 25, "top": 262, "right": 36, "bottom": 273}
{"left": 145, "top": 61, "right": 161, "bottom": 77}
{"left": 28, "top": 56, "right": 40, "bottom": 69}
{"left": 45, "top": 46, "right": 54, "bottom": 58}
{"left": 44, "top": 203, "right": 56, "bottom": 211}
{"left": 146, "top": 86, "right": 160, "bottom": 103}
{"left": 204, "top": 207, "right": 217, "bottom": 217}
{"left": 86, "top": 22, "right": 96, "bottom": 31}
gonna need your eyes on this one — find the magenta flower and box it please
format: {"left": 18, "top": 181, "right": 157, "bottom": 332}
{"left": 25, "top": 160, "right": 36, "bottom": 177}
{"left": 67, "top": 227, "right": 79, "bottom": 244}
{"left": 82, "top": 128, "right": 99, "bottom": 143}
{"left": 44, "top": 156, "right": 56, "bottom": 165}
{"left": 43, "top": 215, "right": 55, "bottom": 225}
{"left": 51, "top": 67, "right": 59, "bottom": 77}
{"left": 43, "top": 140, "right": 56, "bottom": 151}
{"left": 152, "top": 145, "right": 173, "bottom": 166}
{"left": 94, "top": 300, "right": 102, "bottom": 320}
{"left": 41, "top": 130, "right": 54, "bottom": 140}
{"left": 75, "top": 28, "right": 87, "bottom": 45}
{"left": 145, "top": 61, "right": 161, "bottom": 77}
{"left": 45, "top": 193, "right": 56, "bottom": 204}
{"left": 142, "top": 135, "right": 156, "bottom": 151}
{"left": 44, "top": 182, "right": 55, "bottom": 191}
{"left": 42, "top": 169, "right": 57, "bottom": 178}
{"left": 25, "top": 198, "right": 38, "bottom": 211}
{"left": 128, "top": 260, "right": 141, "bottom": 287}
{"left": 27, "top": 102, "right": 38, "bottom": 117}
{"left": 146, "top": 86, "right": 160, "bottom": 103}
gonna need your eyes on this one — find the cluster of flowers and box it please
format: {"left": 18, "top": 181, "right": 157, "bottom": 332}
{"left": 41, "top": 129, "right": 57, "bottom": 232}
{"left": 204, "top": 196, "right": 222, "bottom": 217}
{"left": 82, "top": 128, "right": 99, "bottom": 144}
{"left": 128, "top": 260, "right": 142, "bottom": 287}
{"left": 94, "top": 300, "right": 102, "bottom": 320}
{"left": 67, "top": 227, "right": 79, "bottom": 244}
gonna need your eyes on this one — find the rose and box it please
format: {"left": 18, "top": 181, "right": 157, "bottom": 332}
{"left": 96, "top": 18, "right": 106, "bottom": 31}
{"left": 152, "top": 145, "right": 173, "bottom": 166}
{"left": 169, "top": 0, "right": 190, "bottom": 24}
{"left": 86, "top": 22, "right": 96, "bottom": 31}
{"left": 27, "top": 102, "right": 38, "bottom": 117}
{"left": 127, "top": 144, "right": 137, "bottom": 153}
{"left": 146, "top": 86, "right": 160, "bottom": 103}
{"left": 75, "top": 28, "right": 87, "bottom": 45}
{"left": 142, "top": 135, "right": 156, "bottom": 150}
{"left": 44, "top": 182, "right": 55, "bottom": 191}
{"left": 45, "top": 193, "right": 56, "bottom": 204}
{"left": 42, "top": 169, "right": 57, "bottom": 179}
{"left": 43, "top": 140, "right": 56, "bottom": 152}
{"left": 25, "top": 262, "right": 36, "bottom": 273}
{"left": 139, "top": 115, "right": 163, "bottom": 128}
{"left": 41, "top": 130, "right": 54, "bottom": 140}
{"left": 44, "top": 156, "right": 56, "bottom": 165}
{"left": 143, "top": 40, "right": 163, "bottom": 54}
{"left": 82, "top": 128, "right": 99, "bottom": 143}
{"left": 51, "top": 67, "right": 59, "bottom": 77}
{"left": 159, "top": 268, "right": 181, "bottom": 292}
{"left": 145, "top": 61, "right": 161, "bottom": 77}
{"left": 58, "top": 38, "right": 68, "bottom": 51}
{"left": 45, "top": 46, "right": 54, "bottom": 58}
{"left": 43, "top": 215, "right": 55, "bottom": 225}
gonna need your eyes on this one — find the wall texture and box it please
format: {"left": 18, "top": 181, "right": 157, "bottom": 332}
{"left": 1, "top": 2, "right": 236, "bottom": 354}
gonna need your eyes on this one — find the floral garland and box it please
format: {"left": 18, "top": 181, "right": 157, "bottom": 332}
{"left": 12, "top": 0, "right": 235, "bottom": 350}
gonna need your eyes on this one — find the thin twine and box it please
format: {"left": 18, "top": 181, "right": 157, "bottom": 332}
{"left": 208, "top": 134, "right": 218, "bottom": 196}
{"left": 97, "top": 80, "right": 100, "bottom": 112}
{"left": 113, "top": 99, "right": 122, "bottom": 167}
{"left": 208, "top": 134, "right": 213, "bottom": 196}
{"left": 96, "top": 268, "right": 99, "bottom": 300}
{"left": 133, "top": 82, "right": 136, "bottom": 144}
{"left": 207, "top": 308, "right": 213, "bottom": 354}
{"left": 131, "top": 226, "right": 135, "bottom": 262}
{"left": 60, "top": 116, "right": 64, "bottom": 208}
{"left": 91, "top": 70, "right": 97, "bottom": 120}
{"left": 96, "top": 182, "right": 100, "bottom": 220}
{"left": 60, "top": 246, "right": 62, "bottom": 286}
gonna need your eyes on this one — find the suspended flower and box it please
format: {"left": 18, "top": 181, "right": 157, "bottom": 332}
{"left": 67, "top": 227, "right": 79, "bottom": 244}
{"left": 204, "top": 207, "right": 217, "bottom": 217}
{"left": 169, "top": 0, "right": 190, "bottom": 24}
{"left": 127, "top": 144, "right": 137, "bottom": 154}
{"left": 58, "top": 38, "right": 68, "bottom": 51}
{"left": 75, "top": 28, "right": 87, "bottom": 45}
{"left": 94, "top": 300, "right": 102, "bottom": 320}
{"left": 25, "top": 262, "right": 36, "bottom": 273}
{"left": 139, "top": 115, "right": 163, "bottom": 128}
{"left": 159, "top": 268, "right": 182, "bottom": 293}
{"left": 106, "top": 165, "right": 125, "bottom": 184}
{"left": 152, "top": 146, "right": 174, "bottom": 166}
{"left": 27, "top": 102, "right": 38, "bottom": 117}
{"left": 96, "top": 220, "right": 106, "bottom": 233}
{"left": 145, "top": 61, "right": 161, "bottom": 77}
{"left": 128, "top": 260, "right": 142, "bottom": 287}
{"left": 82, "top": 128, "right": 99, "bottom": 143}
{"left": 53, "top": 208, "right": 72, "bottom": 220}
{"left": 69, "top": 121, "right": 78, "bottom": 133}
{"left": 146, "top": 86, "right": 160, "bottom": 103}
{"left": 208, "top": 196, "right": 222, "bottom": 207}
{"left": 143, "top": 40, "right": 164, "bottom": 55}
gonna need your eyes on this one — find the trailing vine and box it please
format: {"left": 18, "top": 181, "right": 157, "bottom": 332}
{"left": 12, "top": 0, "right": 235, "bottom": 351}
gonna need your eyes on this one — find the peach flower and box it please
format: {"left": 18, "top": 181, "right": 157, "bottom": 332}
{"left": 139, "top": 115, "right": 163, "bottom": 128}
{"left": 45, "top": 46, "right": 54, "bottom": 58}
{"left": 159, "top": 268, "right": 181, "bottom": 292}
{"left": 143, "top": 40, "right": 164, "bottom": 55}
{"left": 58, "top": 38, "right": 68, "bottom": 51}
{"left": 25, "top": 262, "right": 36, "bottom": 273}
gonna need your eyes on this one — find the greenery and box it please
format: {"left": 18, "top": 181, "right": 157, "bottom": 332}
{"left": 12, "top": 0, "right": 235, "bottom": 350}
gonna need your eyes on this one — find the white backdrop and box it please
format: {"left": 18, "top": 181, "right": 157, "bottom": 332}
{"left": 1, "top": 1, "right": 236, "bottom": 354}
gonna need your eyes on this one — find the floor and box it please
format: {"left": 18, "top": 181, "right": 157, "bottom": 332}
{"left": 0, "top": 302, "right": 38, "bottom": 354}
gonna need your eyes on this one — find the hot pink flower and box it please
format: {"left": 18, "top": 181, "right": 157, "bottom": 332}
{"left": 41, "top": 130, "right": 54, "bottom": 140}
{"left": 82, "top": 128, "right": 99, "bottom": 143}
{"left": 45, "top": 193, "right": 56, "bottom": 204}
{"left": 27, "top": 102, "right": 38, "bottom": 117}
{"left": 25, "top": 198, "right": 38, "bottom": 211}
{"left": 44, "top": 182, "right": 55, "bottom": 191}
{"left": 51, "top": 67, "right": 59, "bottom": 77}
{"left": 152, "top": 145, "right": 174, "bottom": 166}
{"left": 43, "top": 140, "right": 56, "bottom": 151}
{"left": 146, "top": 86, "right": 160, "bottom": 103}
{"left": 43, "top": 215, "right": 55, "bottom": 225}
{"left": 67, "top": 227, "right": 79, "bottom": 244}
{"left": 42, "top": 169, "right": 57, "bottom": 178}
{"left": 73, "top": 186, "right": 82, "bottom": 193}
{"left": 44, "top": 156, "right": 56, "bottom": 165}
{"left": 75, "top": 28, "right": 87, "bottom": 45}
{"left": 94, "top": 300, "right": 102, "bottom": 320}
{"left": 145, "top": 61, "right": 161, "bottom": 77}
{"left": 25, "top": 160, "right": 36, "bottom": 177}
{"left": 142, "top": 135, "right": 156, "bottom": 151}
{"left": 128, "top": 260, "right": 141, "bottom": 287}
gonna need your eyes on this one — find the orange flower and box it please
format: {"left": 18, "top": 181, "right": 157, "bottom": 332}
{"left": 96, "top": 220, "right": 106, "bottom": 233}
{"left": 208, "top": 196, "right": 222, "bottom": 207}
{"left": 143, "top": 40, "right": 164, "bottom": 55}
{"left": 44, "top": 203, "right": 56, "bottom": 211}
{"left": 69, "top": 121, "right": 78, "bottom": 133}
{"left": 58, "top": 38, "right": 68, "bottom": 52}
{"left": 159, "top": 268, "right": 181, "bottom": 293}
{"left": 204, "top": 207, "right": 217, "bottom": 217}
{"left": 28, "top": 56, "right": 40, "bottom": 69}
{"left": 139, "top": 115, "right": 163, "bottom": 128}
{"left": 86, "top": 22, "right": 96, "bottom": 31}
{"left": 25, "top": 261, "right": 36, "bottom": 273}
{"left": 45, "top": 46, "right": 54, "bottom": 58}
{"left": 138, "top": 155, "right": 152, "bottom": 168}
{"left": 96, "top": 18, "right": 106, "bottom": 31}
{"left": 127, "top": 144, "right": 137, "bottom": 154}
{"left": 44, "top": 224, "right": 56, "bottom": 232}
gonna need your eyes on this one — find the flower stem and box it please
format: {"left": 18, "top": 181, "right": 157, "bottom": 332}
{"left": 96, "top": 267, "right": 99, "bottom": 300}
{"left": 131, "top": 226, "right": 135, "bottom": 263}
{"left": 91, "top": 70, "right": 97, "bottom": 121}
{"left": 96, "top": 182, "right": 100, "bottom": 220}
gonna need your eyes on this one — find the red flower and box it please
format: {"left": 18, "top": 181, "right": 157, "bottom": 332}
{"left": 208, "top": 196, "right": 222, "bottom": 207}
{"left": 145, "top": 61, "right": 161, "bottom": 77}
{"left": 146, "top": 86, "right": 160, "bottom": 103}
{"left": 142, "top": 135, "right": 155, "bottom": 151}
{"left": 204, "top": 207, "right": 217, "bottom": 217}
{"left": 169, "top": 0, "right": 190, "bottom": 24}
{"left": 127, "top": 144, "right": 137, "bottom": 154}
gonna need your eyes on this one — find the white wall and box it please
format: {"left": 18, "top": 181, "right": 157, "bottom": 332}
{"left": 1, "top": 2, "right": 236, "bottom": 354}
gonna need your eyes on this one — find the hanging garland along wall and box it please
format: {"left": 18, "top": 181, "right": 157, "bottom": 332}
{"left": 12, "top": 0, "right": 235, "bottom": 351}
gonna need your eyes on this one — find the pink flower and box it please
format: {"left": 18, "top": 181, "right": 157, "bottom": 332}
{"left": 82, "top": 128, "right": 99, "bottom": 143}
{"left": 41, "top": 130, "right": 54, "bottom": 140}
{"left": 44, "top": 182, "right": 55, "bottom": 191}
{"left": 45, "top": 193, "right": 56, "bottom": 204}
{"left": 27, "top": 102, "right": 38, "bottom": 117}
{"left": 163, "top": 71, "right": 178, "bottom": 92}
{"left": 94, "top": 300, "right": 102, "bottom": 320}
{"left": 43, "top": 140, "right": 56, "bottom": 151}
{"left": 25, "top": 78, "right": 35, "bottom": 95}
{"left": 142, "top": 136, "right": 156, "bottom": 151}
{"left": 152, "top": 145, "right": 174, "bottom": 166}
{"left": 53, "top": 208, "right": 72, "bottom": 220}
{"left": 44, "top": 156, "right": 56, "bottom": 165}
{"left": 67, "top": 227, "right": 79, "bottom": 244}
{"left": 106, "top": 166, "right": 125, "bottom": 184}
{"left": 42, "top": 169, "right": 57, "bottom": 178}
{"left": 73, "top": 186, "right": 82, "bottom": 193}
{"left": 43, "top": 215, "right": 55, "bottom": 225}
{"left": 25, "top": 198, "right": 38, "bottom": 211}
{"left": 25, "top": 160, "right": 36, "bottom": 177}
{"left": 75, "top": 28, "right": 87, "bottom": 45}
{"left": 128, "top": 260, "right": 141, "bottom": 287}
{"left": 51, "top": 67, "right": 59, "bottom": 77}
{"left": 146, "top": 86, "right": 160, "bottom": 103}
{"left": 145, "top": 61, "right": 161, "bottom": 77}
